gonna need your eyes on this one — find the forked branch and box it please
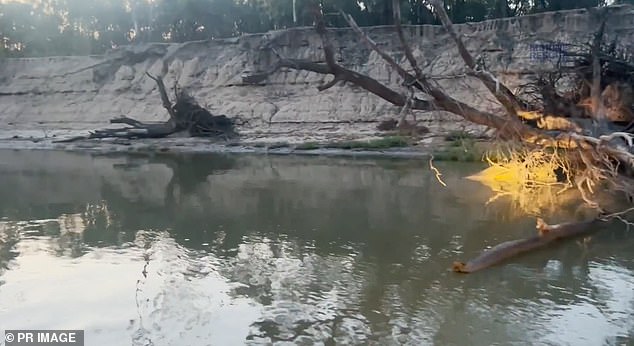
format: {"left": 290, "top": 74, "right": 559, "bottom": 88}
{"left": 146, "top": 72, "right": 177, "bottom": 123}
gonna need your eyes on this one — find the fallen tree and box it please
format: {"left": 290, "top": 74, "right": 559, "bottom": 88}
{"left": 243, "top": 1, "right": 634, "bottom": 272}
{"left": 56, "top": 72, "right": 236, "bottom": 143}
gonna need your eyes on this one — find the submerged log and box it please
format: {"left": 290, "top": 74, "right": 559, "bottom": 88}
{"left": 452, "top": 218, "right": 603, "bottom": 274}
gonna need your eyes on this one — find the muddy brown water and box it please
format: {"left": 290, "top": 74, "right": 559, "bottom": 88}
{"left": 0, "top": 150, "right": 632, "bottom": 345}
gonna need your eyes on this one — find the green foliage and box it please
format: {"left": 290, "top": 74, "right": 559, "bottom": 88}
{"left": 266, "top": 142, "right": 291, "bottom": 149}
{"left": 295, "top": 142, "right": 321, "bottom": 150}
{"left": 293, "top": 136, "right": 411, "bottom": 151}
{"left": 433, "top": 142, "right": 481, "bottom": 161}
{"left": 0, "top": 0, "right": 621, "bottom": 58}
{"left": 324, "top": 136, "right": 410, "bottom": 150}
{"left": 444, "top": 129, "right": 479, "bottom": 142}
{"left": 434, "top": 131, "right": 486, "bottom": 161}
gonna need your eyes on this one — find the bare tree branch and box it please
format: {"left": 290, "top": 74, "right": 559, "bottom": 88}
{"left": 243, "top": 6, "right": 435, "bottom": 110}
{"left": 309, "top": 2, "right": 337, "bottom": 69}
{"left": 317, "top": 76, "right": 341, "bottom": 91}
{"left": 392, "top": 0, "right": 425, "bottom": 81}
{"left": 590, "top": 14, "right": 607, "bottom": 126}
{"left": 340, "top": 2, "right": 533, "bottom": 138}
{"left": 341, "top": 11, "right": 423, "bottom": 92}
{"left": 110, "top": 116, "right": 146, "bottom": 128}
{"left": 428, "top": 0, "right": 524, "bottom": 116}
{"left": 146, "top": 72, "right": 178, "bottom": 124}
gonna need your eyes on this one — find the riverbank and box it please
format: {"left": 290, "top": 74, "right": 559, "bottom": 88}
{"left": 0, "top": 119, "right": 491, "bottom": 162}
{"left": 2, "top": 6, "right": 632, "bottom": 160}
{"left": 0, "top": 129, "right": 493, "bottom": 160}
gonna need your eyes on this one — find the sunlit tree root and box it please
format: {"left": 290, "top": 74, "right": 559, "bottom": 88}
{"left": 469, "top": 144, "right": 621, "bottom": 216}
{"left": 468, "top": 147, "right": 571, "bottom": 217}
{"left": 452, "top": 217, "right": 603, "bottom": 273}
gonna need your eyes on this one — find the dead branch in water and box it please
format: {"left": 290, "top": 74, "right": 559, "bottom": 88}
{"left": 452, "top": 204, "right": 634, "bottom": 274}
{"left": 452, "top": 217, "right": 604, "bottom": 274}
{"left": 429, "top": 156, "right": 447, "bottom": 187}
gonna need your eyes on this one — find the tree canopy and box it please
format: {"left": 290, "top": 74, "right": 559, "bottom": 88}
{"left": 0, "top": 0, "right": 616, "bottom": 57}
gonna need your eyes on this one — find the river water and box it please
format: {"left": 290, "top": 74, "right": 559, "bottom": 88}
{"left": 0, "top": 150, "right": 632, "bottom": 345}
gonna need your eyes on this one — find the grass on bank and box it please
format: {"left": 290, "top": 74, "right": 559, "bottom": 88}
{"left": 294, "top": 136, "right": 410, "bottom": 151}
{"left": 433, "top": 130, "right": 486, "bottom": 162}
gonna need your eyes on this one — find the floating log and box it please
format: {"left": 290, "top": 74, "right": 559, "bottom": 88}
{"left": 452, "top": 218, "right": 603, "bottom": 273}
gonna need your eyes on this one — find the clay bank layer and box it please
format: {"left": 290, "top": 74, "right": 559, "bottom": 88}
{"left": 0, "top": 5, "right": 633, "bottom": 151}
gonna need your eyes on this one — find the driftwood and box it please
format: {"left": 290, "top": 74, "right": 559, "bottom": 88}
{"left": 452, "top": 218, "right": 603, "bottom": 273}
{"left": 55, "top": 73, "right": 235, "bottom": 143}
